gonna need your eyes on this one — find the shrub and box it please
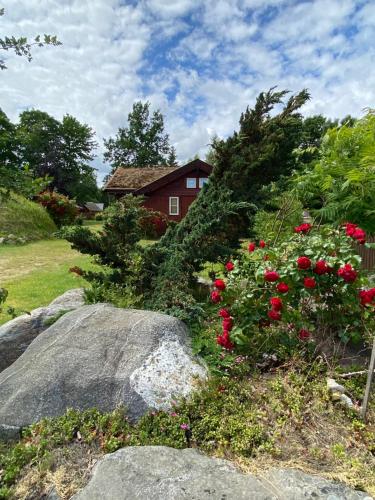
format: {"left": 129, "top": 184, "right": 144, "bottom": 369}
{"left": 209, "top": 223, "right": 375, "bottom": 360}
{"left": 294, "top": 111, "right": 375, "bottom": 233}
{"left": 37, "top": 191, "right": 78, "bottom": 227}
{"left": 61, "top": 195, "right": 147, "bottom": 305}
{"left": 138, "top": 209, "right": 169, "bottom": 239}
{"left": 253, "top": 190, "right": 303, "bottom": 244}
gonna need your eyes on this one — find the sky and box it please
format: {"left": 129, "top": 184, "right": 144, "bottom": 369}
{"left": 1, "top": 0, "right": 374, "bottom": 183}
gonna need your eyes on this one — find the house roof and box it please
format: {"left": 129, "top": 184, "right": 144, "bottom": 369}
{"left": 103, "top": 159, "right": 213, "bottom": 194}
{"left": 104, "top": 167, "right": 177, "bottom": 191}
{"left": 84, "top": 202, "right": 104, "bottom": 212}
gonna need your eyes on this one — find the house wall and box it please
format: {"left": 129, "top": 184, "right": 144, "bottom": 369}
{"left": 142, "top": 168, "right": 209, "bottom": 221}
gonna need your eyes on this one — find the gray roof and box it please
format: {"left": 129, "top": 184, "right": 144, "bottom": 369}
{"left": 84, "top": 202, "right": 104, "bottom": 212}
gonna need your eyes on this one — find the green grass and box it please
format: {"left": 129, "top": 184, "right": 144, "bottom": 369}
{"left": 0, "top": 239, "right": 97, "bottom": 325}
{"left": 0, "top": 192, "right": 56, "bottom": 241}
{"left": 0, "top": 221, "right": 160, "bottom": 325}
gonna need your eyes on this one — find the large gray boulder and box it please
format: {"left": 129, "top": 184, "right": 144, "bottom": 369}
{"left": 73, "top": 446, "right": 372, "bottom": 500}
{"left": 0, "top": 288, "right": 85, "bottom": 372}
{"left": 0, "top": 304, "right": 207, "bottom": 439}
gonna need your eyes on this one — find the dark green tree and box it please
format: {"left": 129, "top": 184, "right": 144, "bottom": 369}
{"left": 205, "top": 135, "right": 220, "bottom": 166}
{"left": 65, "top": 88, "right": 310, "bottom": 319}
{"left": 0, "top": 8, "right": 61, "bottom": 70}
{"left": 141, "top": 88, "right": 310, "bottom": 316}
{"left": 0, "top": 108, "right": 19, "bottom": 168}
{"left": 59, "top": 115, "right": 99, "bottom": 200}
{"left": 166, "top": 146, "right": 179, "bottom": 167}
{"left": 0, "top": 109, "right": 50, "bottom": 196}
{"left": 104, "top": 101, "right": 173, "bottom": 171}
{"left": 17, "top": 110, "right": 99, "bottom": 202}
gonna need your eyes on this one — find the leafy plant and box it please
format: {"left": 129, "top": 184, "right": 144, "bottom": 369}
{"left": 253, "top": 189, "right": 303, "bottom": 244}
{"left": 294, "top": 111, "right": 375, "bottom": 233}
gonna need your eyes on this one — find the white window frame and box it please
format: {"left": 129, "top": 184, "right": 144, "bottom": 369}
{"left": 186, "top": 178, "right": 197, "bottom": 189}
{"left": 199, "top": 177, "right": 208, "bottom": 188}
{"left": 169, "top": 196, "right": 179, "bottom": 216}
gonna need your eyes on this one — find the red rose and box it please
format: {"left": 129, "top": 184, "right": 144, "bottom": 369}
{"left": 294, "top": 223, "right": 312, "bottom": 234}
{"left": 259, "top": 240, "right": 266, "bottom": 248}
{"left": 345, "top": 223, "right": 357, "bottom": 237}
{"left": 313, "top": 260, "right": 329, "bottom": 275}
{"left": 337, "top": 264, "right": 357, "bottom": 283}
{"left": 359, "top": 290, "right": 372, "bottom": 306}
{"left": 222, "top": 317, "right": 233, "bottom": 331}
{"left": 214, "top": 279, "right": 226, "bottom": 291}
{"left": 277, "top": 282, "right": 289, "bottom": 293}
{"left": 264, "top": 270, "right": 280, "bottom": 282}
{"left": 303, "top": 277, "right": 316, "bottom": 289}
{"left": 248, "top": 242, "right": 256, "bottom": 252}
{"left": 352, "top": 228, "right": 366, "bottom": 245}
{"left": 216, "top": 330, "right": 234, "bottom": 350}
{"left": 269, "top": 297, "right": 283, "bottom": 311}
{"left": 267, "top": 309, "right": 281, "bottom": 321}
{"left": 225, "top": 262, "right": 234, "bottom": 271}
{"left": 211, "top": 290, "right": 222, "bottom": 303}
{"left": 218, "top": 308, "right": 230, "bottom": 318}
{"left": 298, "top": 329, "right": 310, "bottom": 340}
{"left": 297, "top": 256, "right": 311, "bottom": 270}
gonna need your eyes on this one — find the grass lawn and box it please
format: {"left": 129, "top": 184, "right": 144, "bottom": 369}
{"left": 0, "top": 220, "right": 160, "bottom": 325}
{"left": 0, "top": 238, "right": 97, "bottom": 325}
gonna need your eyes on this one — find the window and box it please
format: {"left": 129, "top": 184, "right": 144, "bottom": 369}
{"left": 169, "top": 197, "right": 179, "bottom": 216}
{"left": 186, "top": 178, "right": 197, "bottom": 189}
{"left": 199, "top": 177, "right": 208, "bottom": 188}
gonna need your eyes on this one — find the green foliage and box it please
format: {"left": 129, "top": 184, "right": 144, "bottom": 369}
{"left": 66, "top": 89, "right": 311, "bottom": 320}
{"left": 294, "top": 111, "right": 375, "bottom": 232}
{"left": 0, "top": 191, "right": 57, "bottom": 242}
{"left": 253, "top": 189, "right": 303, "bottom": 244}
{"left": 205, "top": 134, "right": 221, "bottom": 166}
{"left": 62, "top": 195, "right": 147, "bottom": 299}
{"left": 141, "top": 88, "right": 310, "bottom": 318}
{"left": 17, "top": 110, "right": 99, "bottom": 202}
{"left": 37, "top": 191, "right": 78, "bottom": 227}
{"left": 166, "top": 146, "right": 179, "bottom": 167}
{"left": 104, "top": 101, "right": 174, "bottom": 172}
{"left": 0, "top": 8, "right": 61, "bottom": 70}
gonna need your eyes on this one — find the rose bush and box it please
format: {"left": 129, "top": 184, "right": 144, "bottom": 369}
{"left": 209, "top": 224, "right": 375, "bottom": 358}
{"left": 138, "top": 208, "right": 169, "bottom": 239}
{"left": 37, "top": 191, "right": 78, "bottom": 226}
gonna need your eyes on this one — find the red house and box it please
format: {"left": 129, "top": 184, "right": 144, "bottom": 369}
{"left": 103, "top": 159, "right": 213, "bottom": 221}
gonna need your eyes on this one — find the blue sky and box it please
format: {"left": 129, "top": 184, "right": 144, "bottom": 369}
{"left": 1, "top": 0, "right": 374, "bottom": 182}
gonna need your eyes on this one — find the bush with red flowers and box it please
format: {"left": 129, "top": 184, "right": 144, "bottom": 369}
{"left": 209, "top": 223, "right": 374, "bottom": 357}
{"left": 37, "top": 191, "right": 78, "bottom": 227}
{"left": 138, "top": 209, "right": 169, "bottom": 239}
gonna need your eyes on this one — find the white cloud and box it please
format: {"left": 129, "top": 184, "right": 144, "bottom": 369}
{"left": 1, "top": 0, "right": 374, "bottom": 185}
